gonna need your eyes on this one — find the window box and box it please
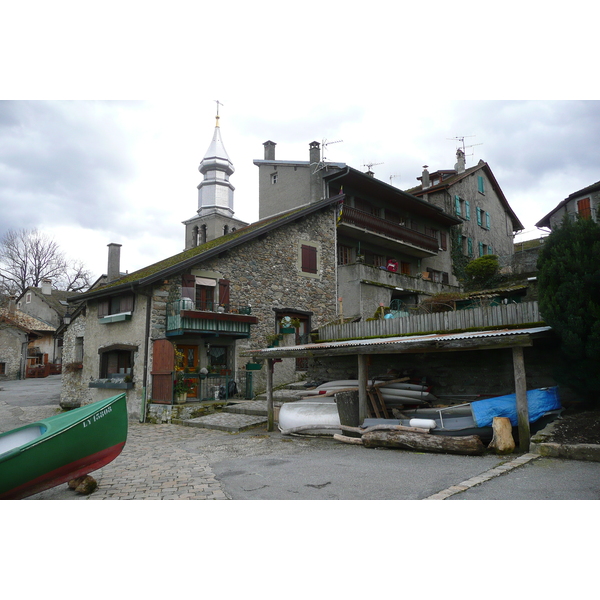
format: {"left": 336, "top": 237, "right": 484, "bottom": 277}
{"left": 280, "top": 327, "right": 295, "bottom": 334}
{"left": 246, "top": 362, "right": 263, "bottom": 370}
{"left": 89, "top": 379, "right": 134, "bottom": 389}
{"left": 99, "top": 312, "right": 132, "bottom": 324}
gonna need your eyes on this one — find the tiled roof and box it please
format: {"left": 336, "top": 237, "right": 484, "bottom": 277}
{"left": 0, "top": 308, "right": 55, "bottom": 333}
{"left": 74, "top": 195, "right": 344, "bottom": 302}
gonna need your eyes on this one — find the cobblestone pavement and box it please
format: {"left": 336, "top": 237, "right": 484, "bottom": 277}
{"left": 90, "top": 423, "right": 230, "bottom": 500}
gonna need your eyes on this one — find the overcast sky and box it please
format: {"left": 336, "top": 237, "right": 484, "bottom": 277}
{"left": 1, "top": 2, "right": 598, "bottom": 283}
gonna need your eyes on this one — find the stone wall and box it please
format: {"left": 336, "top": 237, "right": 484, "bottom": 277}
{"left": 60, "top": 313, "right": 90, "bottom": 408}
{"left": 0, "top": 326, "right": 27, "bottom": 380}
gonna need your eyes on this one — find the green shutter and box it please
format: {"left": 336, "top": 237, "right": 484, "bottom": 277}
{"left": 485, "top": 212, "right": 491, "bottom": 229}
{"left": 478, "top": 242, "right": 484, "bottom": 257}
{"left": 488, "top": 245, "right": 493, "bottom": 255}
{"left": 455, "top": 195, "right": 461, "bottom": 216}
{"left": 467, "top": 237, "right": 473, "bottom": 256}
{"left": 465, "top": 200, "right": 470, "bottom": 220}
{"left": 476, "top": 207, "right": 482, "bottom": 226}
{"left": 478, "top": 176, "right": 485, "bottom": 194}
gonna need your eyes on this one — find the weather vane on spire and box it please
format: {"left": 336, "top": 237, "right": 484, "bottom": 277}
{"left": 214, "top": 100, "right": 224, "bottom": 126}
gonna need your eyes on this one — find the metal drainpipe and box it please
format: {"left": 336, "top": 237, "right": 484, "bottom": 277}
{"left": 140, "top": 290, "right": 152, "bottom": 423}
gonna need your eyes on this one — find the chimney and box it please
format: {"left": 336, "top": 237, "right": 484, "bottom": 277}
{"left": 309, "top": 141, "right": 321, "bottom": 165}
{"left": 107, "top": 243, "right": 122, "bottom": 282}
{"left": 263, "top": 140, "right": 276, "bottom": 161}
{"left": 421, "top": 166, "right": 430, "bottom": 189}
{"left": 8, "top": 296, "right": 16, "bottom": 316}
{"left": 41, "top": 278, "right": 52, "bottom": 295}
{"left": 455, "top": 148, "right": 465, "bottom": 173}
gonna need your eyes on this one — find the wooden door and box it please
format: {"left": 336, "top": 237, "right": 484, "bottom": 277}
{"left": 151, "top": 339, "right": 175, "bottom": 403}
{"left": 179, "top": 345, "right": 199, "bottom": 398}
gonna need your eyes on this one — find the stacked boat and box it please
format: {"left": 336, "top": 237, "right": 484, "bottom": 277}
{"left": 279, "top": 379, "right": 434, "bottom": 435}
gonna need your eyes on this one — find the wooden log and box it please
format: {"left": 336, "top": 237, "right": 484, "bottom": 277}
{"left": 340, "top": 424, "right": 431, "bottom": 434}
{"left": 362, "top": 430, "right": 486, "bottom": 456}
{"left": 333, "top": 434, "right": 364, "bottom": 445}
{"left": 487, "top": 416, "right": 515, "bottom": 454}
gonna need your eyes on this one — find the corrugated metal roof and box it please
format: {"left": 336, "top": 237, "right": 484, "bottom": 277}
{"left": 252, "top": 326, "right": 552, "bottom": 356}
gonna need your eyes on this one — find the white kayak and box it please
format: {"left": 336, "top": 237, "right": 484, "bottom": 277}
{"left": 278, "top": 400, "right": 341, "bottom": 435}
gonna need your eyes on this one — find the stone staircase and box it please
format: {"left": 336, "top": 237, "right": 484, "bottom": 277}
{"left": 181, "top": 382, "right": 308, "bottom": 433}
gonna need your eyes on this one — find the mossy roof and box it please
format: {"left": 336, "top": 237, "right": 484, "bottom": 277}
{"left": 74, "top": 195, "right": 343, "bottom": 302}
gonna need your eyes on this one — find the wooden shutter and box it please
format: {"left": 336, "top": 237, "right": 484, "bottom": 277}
{"left": 476, "top": 207, "right": 482, "bottom": 226}
{"left": 465, "top": 201, "right": 471, "bottom": 220}
{"left": 577, "top": 197, "right": 591, "bottom": 219}
{"left": 97, "top": 299, "right": 109, "bottom": 318}
{"left": 485, "top": 212, "right": 491, "bottom": 229}
{"left": 440, "top": 232, "right": 447, "bottom": 251}
{"left": 120, "top": 294, "right": 134, "bottom": 312}
{"left": 301, "top": 245, "right": 317, "bottom": 273}
{"left": 219, "top": 279, "right": 230, "bottom": 307}
{"left": 150, "top": 339, "right": 175, "bottom": 403}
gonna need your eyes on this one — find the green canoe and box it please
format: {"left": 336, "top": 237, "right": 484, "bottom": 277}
{"left": 0, "top": 393, "right": 128, "bottom": 500}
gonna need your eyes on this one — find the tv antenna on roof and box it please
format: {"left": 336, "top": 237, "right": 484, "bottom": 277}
{"left": 313, "top": 138, "right": 343, "bottom": 173}
{"left": 389, "top": 173, "right": 399, "bottom": 186}
{"left": 447, "top": 135, "right": 483, "bottom": 163}
{"left": 322, "top": 138, "right": 343, "bottom": 161}
{"left": 363, "top": 161, "right": 383, "bottom": 175}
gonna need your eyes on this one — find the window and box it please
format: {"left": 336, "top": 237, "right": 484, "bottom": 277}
{"left": 400, "top": 261, "right": 411, "bottom": 275}
{"left": 478, "top": 175, "right": 485, "bottom": 194}
{"left": 301, "top": 244, "right": 318, "bottom": 274}
{"left": 271, "top": 172, "right": 278, "bottom": 185}
{"left": 455, "top": 196, "right": 470, "bottom": 220}
{"left": 440, "top": 232, "right": 447, "bottom": 251}
{"left": 98, "top": 294, "right": 134, "bottom": 319}
{"left": 0, "top": 362, "right": 5, "bottom": 375}
{"left": 26, "top": 293, "right": 31, "bottom": 304}
{"left": 75, "top": 337, "right": 84, "bottom": 363}
{"left": 337, "top": 245, "right": 353, "bottom": 265}
{"left": 99, "top": 345, "right": 136, "bottom": 379}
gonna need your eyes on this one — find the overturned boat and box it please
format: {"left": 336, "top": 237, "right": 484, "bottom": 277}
{"left": 363, "top": 387, "right": 562, "bottom": 444}
{"left": 0, "top": 394, "right": 128, "bottom": 500}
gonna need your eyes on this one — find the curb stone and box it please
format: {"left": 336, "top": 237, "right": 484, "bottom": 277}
{"left": 424, "top": 452, "right": 540, "bottom": 500}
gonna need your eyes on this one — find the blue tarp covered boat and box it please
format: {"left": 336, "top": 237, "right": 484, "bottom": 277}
{"left": 362, "top": 387, "right": 562, "bottom": 443}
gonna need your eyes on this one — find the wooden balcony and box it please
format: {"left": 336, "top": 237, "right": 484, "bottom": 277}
{"left": 166, "top": 300, "right": 258, "bottom": 338}
{"left": 339, "top": 206, "right": 440, "bottom": 256}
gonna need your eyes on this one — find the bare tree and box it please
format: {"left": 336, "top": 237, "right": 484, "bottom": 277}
{"left": 0, "top": 228, "right": 92, "bottom": 296}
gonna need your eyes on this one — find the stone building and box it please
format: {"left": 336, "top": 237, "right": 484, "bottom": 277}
{"left": 61, "top": 117, "right": 340, "bottom": 420}
{"left": 254, "top": 141, "right": 463, "bottom": 318}
{"left": 406, "top": 149, "right": 524, "bottom": 267}
{"left": 535, "top": 179, "right": 600, "bottom": 231}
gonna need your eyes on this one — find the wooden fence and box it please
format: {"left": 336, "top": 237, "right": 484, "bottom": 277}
{"left": 319, "top": 301, "right": 543, "bottom": 341}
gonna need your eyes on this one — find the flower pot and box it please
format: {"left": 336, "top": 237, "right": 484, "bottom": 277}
{"left": 280, "top": 327, "right": 295, "bottom": 334}
{"left": 246, "top": 362, "right": 262, "bottom": 370}
{"left": 175, "top": 392, "right": 187, "bottom": 404}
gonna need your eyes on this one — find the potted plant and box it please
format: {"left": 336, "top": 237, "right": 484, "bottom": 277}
{"left": 266, "top": 333, "right": 281, "bottom": 347}
{"left": 279, "top": 316, "right": 295, "bottom": 334}
{"left": 174, "top": 372, "right": 194, "bottom": 404}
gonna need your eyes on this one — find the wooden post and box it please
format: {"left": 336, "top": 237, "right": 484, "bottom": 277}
{"left": 266, "top": 358, "right": 274, "bottom": 432}
{"left": 512, "top": 346, "right": 530, "bottom": 452}
{"left": 357, "top": 354, "right": 368, "bottom": 424}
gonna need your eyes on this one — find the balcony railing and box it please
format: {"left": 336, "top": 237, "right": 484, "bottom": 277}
{"left": 340, "top": 206, "right": 440, "bottom": 253}
{"left": 166, "top": 300, "right": 258, "bottom": 337}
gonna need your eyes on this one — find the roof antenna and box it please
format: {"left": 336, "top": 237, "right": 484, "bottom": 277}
{"left": 447, "top": 135, "right": 483, "bottom": 164}
{"left": 363, "top": 161, "right": 383, "bottom": 177}
{"left": 313, "top": 138, "right": 343, "bottom": 173}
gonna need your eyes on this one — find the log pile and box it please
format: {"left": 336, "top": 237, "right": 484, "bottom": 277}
{"left": 332, "top": 425, "right": 486, "bottom": 456}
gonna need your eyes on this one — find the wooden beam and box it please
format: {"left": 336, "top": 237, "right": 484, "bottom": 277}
{"left": 512, "top": 345, "right": 530, "bottom": 452}
{"left": 357, "top": 354, "right": 368, "bottom": 424}
{"left": 266, "top": 358, "right": 274, "bottom": 432}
